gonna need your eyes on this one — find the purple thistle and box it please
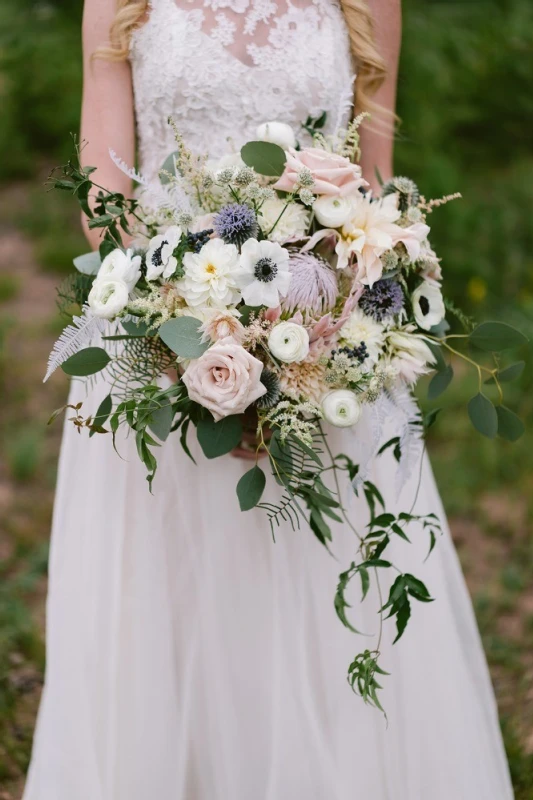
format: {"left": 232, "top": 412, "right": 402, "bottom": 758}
{"left": 359, "top": 279, "right": 404, "bottom": 321}
{"left": 213, "top": 203, "right": 258, "bottom": 247}
{"left": 281, "top": 251, "right": 338, "bottom": 319}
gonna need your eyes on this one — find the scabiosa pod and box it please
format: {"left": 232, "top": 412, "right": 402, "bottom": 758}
{"left": 214, "top": 203, "right": 259, "bottom": 247}
{"left": 359, "top": 279, "right": 404, "bottom": 322}
{"left": 382, "top": 176, "right": 420, "bottom": 213}
{"left": 256, "top": 369, "right": 282, "bottom": 410}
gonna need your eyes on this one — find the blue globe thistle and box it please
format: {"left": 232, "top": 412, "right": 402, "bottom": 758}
{"left": 213, "top": 203, "right": 258, "bottom": 247}
{"left": 359, "top": 279, "right": 404, "bottom": 322}
{"left": 256, "top": 369, "right": 281, "bottom": 410}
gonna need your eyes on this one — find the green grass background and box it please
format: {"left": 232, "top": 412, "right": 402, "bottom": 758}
{"left": 0, "top": 0, "right": 532, "bottom": 795}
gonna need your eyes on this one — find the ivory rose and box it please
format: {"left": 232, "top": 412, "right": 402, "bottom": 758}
{"left": 273, "top": 147, "right": 367, "bottom": 197}
{"left": 181, "top": 337, "right": 266, "bottom": 422}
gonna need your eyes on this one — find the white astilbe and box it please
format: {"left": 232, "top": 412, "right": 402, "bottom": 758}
{"left": 44, "top": 304, "right": 105, "bottom": 382}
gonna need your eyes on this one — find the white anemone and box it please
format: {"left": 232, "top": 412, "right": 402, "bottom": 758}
{"left": 235, "top": 239, "right": 291, "bottom": 308}
{"left": 146, "top": 225, "right": 183, "bottom": 281}
{"left": 411, "top": 281, "right": 445, "bottom": 330}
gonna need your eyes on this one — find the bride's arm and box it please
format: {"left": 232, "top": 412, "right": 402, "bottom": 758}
{"left": 81, "top": 0, "right": 136, "bottom": 249}
{"left": 358, "top": 0, "right": 402, "bottom": 193}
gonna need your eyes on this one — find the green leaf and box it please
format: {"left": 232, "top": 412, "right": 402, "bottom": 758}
{"left": 424, "top": 408, "right": 441, "bottom": 430}
{"left": 122, "top": 318, "right": 154, "bottom": 337}
{"left": 310, "top": 509, "right": 333, "bottom": 545}
{"left": 73, "top": 251, "right": 101, "bottom": 276}
{"left": 496, "top": 406, "right": 525, "bottom": 442}
{"left": 197, "top": 415, "right": 243, "bottom": 459}
{"left": 159, "top": 150, "right": 181, "bottom": 184}
{"left": 240, "top": 141, "right": 286, "bottom": 177}
{"left": 485, "top": 361, "right": 525, "bottom": 385}
{"left": 89, "top": 393, "right": 113, "bottom": 438}
{"left": 427, "top": 364, "right": 454, "bottom": 400}
{"left": 61, "top": 347, "right": 110, "bottom": 377}
{"left": 468, "top": 393, "right": 498, "bottom": 439}
{"left": 159, "top": 317, "right": 209, "bottom": 359}
{"left": 237, "top": 465, "right": 266, "bottom": 511}
{"left": 469, "top": 321, "right": 528, "bottom": 352}
{"left": 393, "top": 596, "right": 411, "bottom": 644}
{"left": 148, "top": 403, "right": 174, "bottom": 442}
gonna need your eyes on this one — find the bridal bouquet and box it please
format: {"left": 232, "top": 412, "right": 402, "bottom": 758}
{"left": 46, "top": 114, "right": 526, "bottom": 710}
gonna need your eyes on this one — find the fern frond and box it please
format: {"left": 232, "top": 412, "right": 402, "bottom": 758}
{"left": 104, "top": 336, "right": 176, "bottom": 400}
{"left": 44, "top": 304, "right": 105, "bottom": 382}
{"left": 109, "top": 149, "right": 147, "bottom": 186}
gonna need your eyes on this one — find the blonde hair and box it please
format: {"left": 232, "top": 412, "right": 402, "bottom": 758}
{"left": 97, "top": 0, "right": 387, "bottom": 117}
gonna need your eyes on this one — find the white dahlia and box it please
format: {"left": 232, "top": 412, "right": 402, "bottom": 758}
{"left": 340, "top": 307, "right": 386, "bottom": 365}
{"left": 178, "top": 238, "right": 240, "bottom": 309}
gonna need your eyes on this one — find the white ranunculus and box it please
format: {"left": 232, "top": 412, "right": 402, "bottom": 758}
{"left": 178, "top": 237, "right": 240, "bottom": 309}
{"left": 387, "top": 328, "right": 437, "bottom": 384}
{"left": 411, "top": 281, "right": 445, "bottom": 330}
{"left": 268, "top": 321, "right": 309, "bottom": 363}
{"left": 145, "top": 225, "right": 183, "bottom": 281}
{"left": 258, "top": 197, "right": 310, "bottom": 243}
{"left": 97, "top": 248, "right": 141, "bottom": 291}
{"left": 322, "top": 390, "right": 362, "bottom": 428}
{"left": 88, "top": 278, "right": 129, "bottom": 320}
{"left": 234, "top": 239, "right": 291, "bottom": 308}
{"left": 340, "top": 307, "right": 386, "bottom": 365}
{"left": 256, "top": 121, "right": 297, "bottom": 151}
{"left": 313, "top": 195, "right": 353, "bottom": 229}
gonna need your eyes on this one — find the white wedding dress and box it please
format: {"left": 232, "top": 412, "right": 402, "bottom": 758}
{"left": 24, "top": 0, "right": 514, "bottom": 797}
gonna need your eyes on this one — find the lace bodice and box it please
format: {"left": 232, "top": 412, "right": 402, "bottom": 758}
{"left": 130, "top": 0, "right": 354, "bottom": 180}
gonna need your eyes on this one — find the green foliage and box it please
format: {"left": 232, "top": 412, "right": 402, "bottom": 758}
{"left": 237, "top": 465, "right": 267, "bottom": 511}
{"left": 240, "top": 141, "right": 287, "bottom": 177}
{"left": 158, "top": 316, "right": 209, "bottom": 359}
{"left": 61, "top": 346, "right": 110, "bottom": 377}
{"left": 197, "top": 415, "right": 243, "bottom": 459}
{"left": 0, "top": 275, "right": 21, "bottom": 304}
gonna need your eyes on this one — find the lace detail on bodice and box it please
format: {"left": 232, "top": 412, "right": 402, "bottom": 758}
{"left": 130, "top": 0, "right": 354, "bottom": 181}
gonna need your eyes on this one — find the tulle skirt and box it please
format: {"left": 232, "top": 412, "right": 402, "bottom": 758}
{"left": 24, "top": 376, "right": 514, "bottom": 800}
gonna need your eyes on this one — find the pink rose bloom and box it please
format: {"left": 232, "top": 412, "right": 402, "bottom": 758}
{"left": 182, "top": 337, "right": 266, "bottom": 422}
{"left": 273, "top": 147, "right": 367, "bottom": 197}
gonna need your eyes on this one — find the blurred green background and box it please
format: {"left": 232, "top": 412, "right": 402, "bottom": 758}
{"left": 0, "top": 0, "right": 532, "bottom": 796}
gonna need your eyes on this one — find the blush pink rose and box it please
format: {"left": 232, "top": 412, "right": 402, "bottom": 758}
{"left": 274, "top": 147, "right": 367, "bottom": 197}
{"left": 182, "top": 337, "right": 266, "bottom": 422}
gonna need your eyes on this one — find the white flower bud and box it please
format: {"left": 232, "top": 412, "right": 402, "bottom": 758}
{"left": 268, "top": 322, "right": 309, "bottom": 363}
{"left": 313, "top": 195, "right": 353, "bottom": 228}
{"left": 88, "top": 278, "right": 129, "bottom": 319}
{"left": 256, "top": 121, "right": 297, "bottom": 151}
{"left": 322, "top": 390, "right": 362, "bottom": 428}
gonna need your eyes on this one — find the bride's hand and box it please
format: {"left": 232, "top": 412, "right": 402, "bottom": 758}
{"left": 231, "top": 409, "right": 271, "bottom": 460}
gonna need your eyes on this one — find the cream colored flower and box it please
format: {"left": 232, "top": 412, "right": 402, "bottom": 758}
{"left": 256, "top": 121, "right": 297, "bottom": 151}
{"left": 88, "top": 279, "right": 129, "bottom": 319}
{"left": 178, "top": 238, "right": 240, "bottom": 309}
{"left": 181, "top": 337, "right": 266, "bottom": 421}
{"left": 313, "top": 195, "right": 353, "bottom": 228}
{"left": 278, "top": 358, "right": 327, "bottom": 405}
{"left": 97, "top": 248, "right": 141, "bottom": 291}
{"left": 258, "top": 197, "right": 310, "bottom": 243}
{"left": 322, "top": 390, "right": 362, "bottom": 427}
{"left": 340, "top": 307, "right": 386, "bottom": 365}
{"left": 336, "top": 194, "right": 401, "bottom": 284}
{"left": 268, "top": 322, "right": 310, "bottom": 363}
{"left": 387, "top": 327, "right": 437, "bottom": 384}
{"left": 200, "top": 310, "right": 246, "bottom": 344}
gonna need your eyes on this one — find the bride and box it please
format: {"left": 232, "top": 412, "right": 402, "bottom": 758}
{"left": 24, "top": 0, "right": 514, "bottom": 797}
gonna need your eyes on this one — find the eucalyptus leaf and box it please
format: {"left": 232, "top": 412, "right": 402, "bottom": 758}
{"left": 468, "top": 392, "right": 498, "bottom": 438}
{"left": 427, "top": 364, "right": 453, "bottom": 400}
{"left": 89, "top": 393, "right": 113, "bottom": 438}
{"left": 237, "top": 465, "right": 266, "bottom": 511}
{"left": 496, "top": 406, "right": 525, "bottom": 442}
{"left": 148, "top": 402, "right": 174, "bottom": 442}
{"left": 61, "top": 347, "right": 110, "bottom": 377}
{"left": 485, "top": 361, "right": 525, "bottom": 385}
{"left": 241, "top": 141, "right": 286, "bottom": 177}
{"left": 197, "top": 415, "right": 243, "bottom": 459}
{"left": 469, "top": 321, "right": 528, "bottom": 352}
{"left": 159, "top": 317, "right": 209, "bottom": 358}
{"left": 73, "top": 251, "right": 101, "bottom": 276}
{"left": 122, "top": 318, "right": 154, "bottom": 337}
{"left": 159, "top": 150, "right": 181, "bottom": 184}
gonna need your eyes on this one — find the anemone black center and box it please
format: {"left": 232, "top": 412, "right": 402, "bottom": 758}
{"left": 151, "top": 240, "right": 168, "bottom": 267}
{"left": 419, "top": 296, "right": 430, "bottom": 316}
{"left": 254, "top": 257, "right": 278, "bottom": 283}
